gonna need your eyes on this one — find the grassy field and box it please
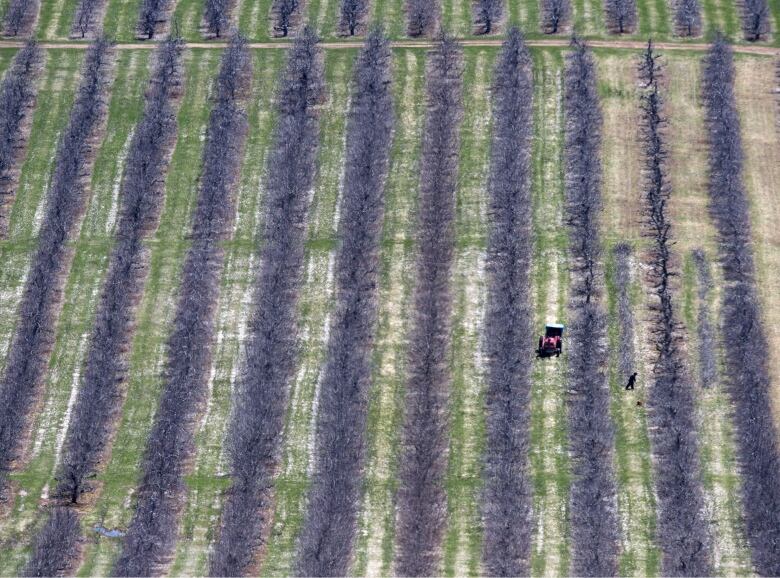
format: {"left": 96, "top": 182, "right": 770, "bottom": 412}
{"left": 1, "top": 0, "right": 779, "bottom": 43}
{"left": 0, "top": 31, "right": 779, "bottom": 577}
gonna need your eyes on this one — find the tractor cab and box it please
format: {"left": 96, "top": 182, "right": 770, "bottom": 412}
{"left": 537, "top": 323, "right": 564, "bottom": 357}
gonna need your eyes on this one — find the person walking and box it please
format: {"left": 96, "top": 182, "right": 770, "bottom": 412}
{"left": 625, "top": 372, "right": 637, "bottom": 391}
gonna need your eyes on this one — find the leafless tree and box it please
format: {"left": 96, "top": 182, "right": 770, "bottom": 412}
{"left": 295, "top": 28, "right": 394, "bottom": 576}
{"left": 3, "top": 0, "right": 40, "bottom": 36}
{"left": 563, "top": 38, "right": 620, "bottom": 577}
{"left": 23, "top": 508, "right": 82, "bottom": 576}
{"left": 394, "top": 34, "right": 463, "bottom": 578}
{"left": 204, "top": 0, "right": 233, "bottom": 37}
{"left": 271, "top": 0, "right": 302, "bottom": 37}
{"left": 541, "top": 0, "right": 570, "bottom": 33}
{"left": 613, "top": 243, "right": 635, "bottom": 383}
{"left": 339, "top": 0, "right": 368, "bottom": 35}
{"left": 673, "top": 0, "right": 701, "bottom": 36}
{"left": 209, "top": 27, "right": 325, "bottom": 577}
{"left": 0, "top": 40, "right": 44, "bottom": 238}
{"left": 71, "top": 0, "right": 105, "bottom": 38}
{"left": 406, "top": 0, "right": 440, "bottom": 36}
{"left": 0, "top": 39, "right": 114, "bottom": 497}
{"left": 741, "top": 0, "right": 770, "bottom": 40}
{"left": 113, "top": 35, "right": 252, "bottom": 577}
{"left": 605, "top": 0, "right": 636, "bottom": 33}
{"left": 474, "top": 0, "right": 502, "bottom": 34}
{"left": 639, "top": 41, "right": 713, "bottom": 576}
{"left": 481, "top": 27, "right": 534, "bottom": 577}
{"left": 136, "top": 0, "right": 174, "bottom": 39}
{"left": 702, "top": 37, "right": 780, "bottom": 576}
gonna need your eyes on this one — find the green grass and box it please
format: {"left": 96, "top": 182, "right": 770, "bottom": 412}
{"left": 442, "top": 46, "right": 494, "bottom": 577}
{"left": 172, "top": 0, "right": 207, "bottom": 40}
{"left": 101, "top": 0, "right": 143, "bottom": 40}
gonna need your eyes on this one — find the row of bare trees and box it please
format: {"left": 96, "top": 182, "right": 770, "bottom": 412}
{"left": 393, "top": 36, "right": 462, "bottom": 577}
{"left": 563, "top": 39, "right": 620, "bottom": 577}
{"left": 542, "top": 0, "right": 570, "bottom": 33}
{"left": 480, "top": 27, "right": 533, "bottom": 577}
{"left": 0, "top": 39, "right": 114, "bottom": 497}
{"left": 112, "top": 35, "right": 252, "bottom": 577}
{"left": 295, "top": 29, "right": 394, "bottom": 576}
{"left": 702, "top": 37, "right": 780, "bottom": 576}
{"left": 208, "top": 27, "right": 325, "bottom": 577}
{"left": 605, "top": 0, "right": 637, "bottom": 33}
{"left": 638, "top": 42, "right": 713, "bottom": 576}
{"left": 23, "top": 38, "right": 185, "bottom": 577}
{"left": 0, "top": 40, "right": 44, "bottom": 238}
{"left": 204, "top": 0, "right": 235, "bottom": 37}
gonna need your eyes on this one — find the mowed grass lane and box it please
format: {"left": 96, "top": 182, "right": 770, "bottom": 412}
{"left": 101, "top": 0, "right": 143, "bottom": 41}
{"left": 596, "top": 52, "right": 659, "bottom": 577}
{"left": 441, "top": 46, "right": 493, "bottom": 578}
{"left": 75, "top": 48, "right": 220, "bottom": 576}
{"left": 168, "top": 48, "right": 285, "bottom": 577}
{"left": 0, "top": 48, "right": 150, "bottom": 574}
{"left": 528, "top": 47, "right": 570, "bottom": 578}
{"left": 35, "top": 0, "right": 78, "bottom": 41}
{"left": 236, "top": 0, "right": 275, "bottom": 42}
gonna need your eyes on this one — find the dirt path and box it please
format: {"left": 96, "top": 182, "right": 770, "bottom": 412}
{"left": 1, "top": 38, "right": 779, "bottom": 55}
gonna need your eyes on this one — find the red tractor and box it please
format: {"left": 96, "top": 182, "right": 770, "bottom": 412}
{"left": 537, "top": 323, "right": 564, "bottom": 357}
